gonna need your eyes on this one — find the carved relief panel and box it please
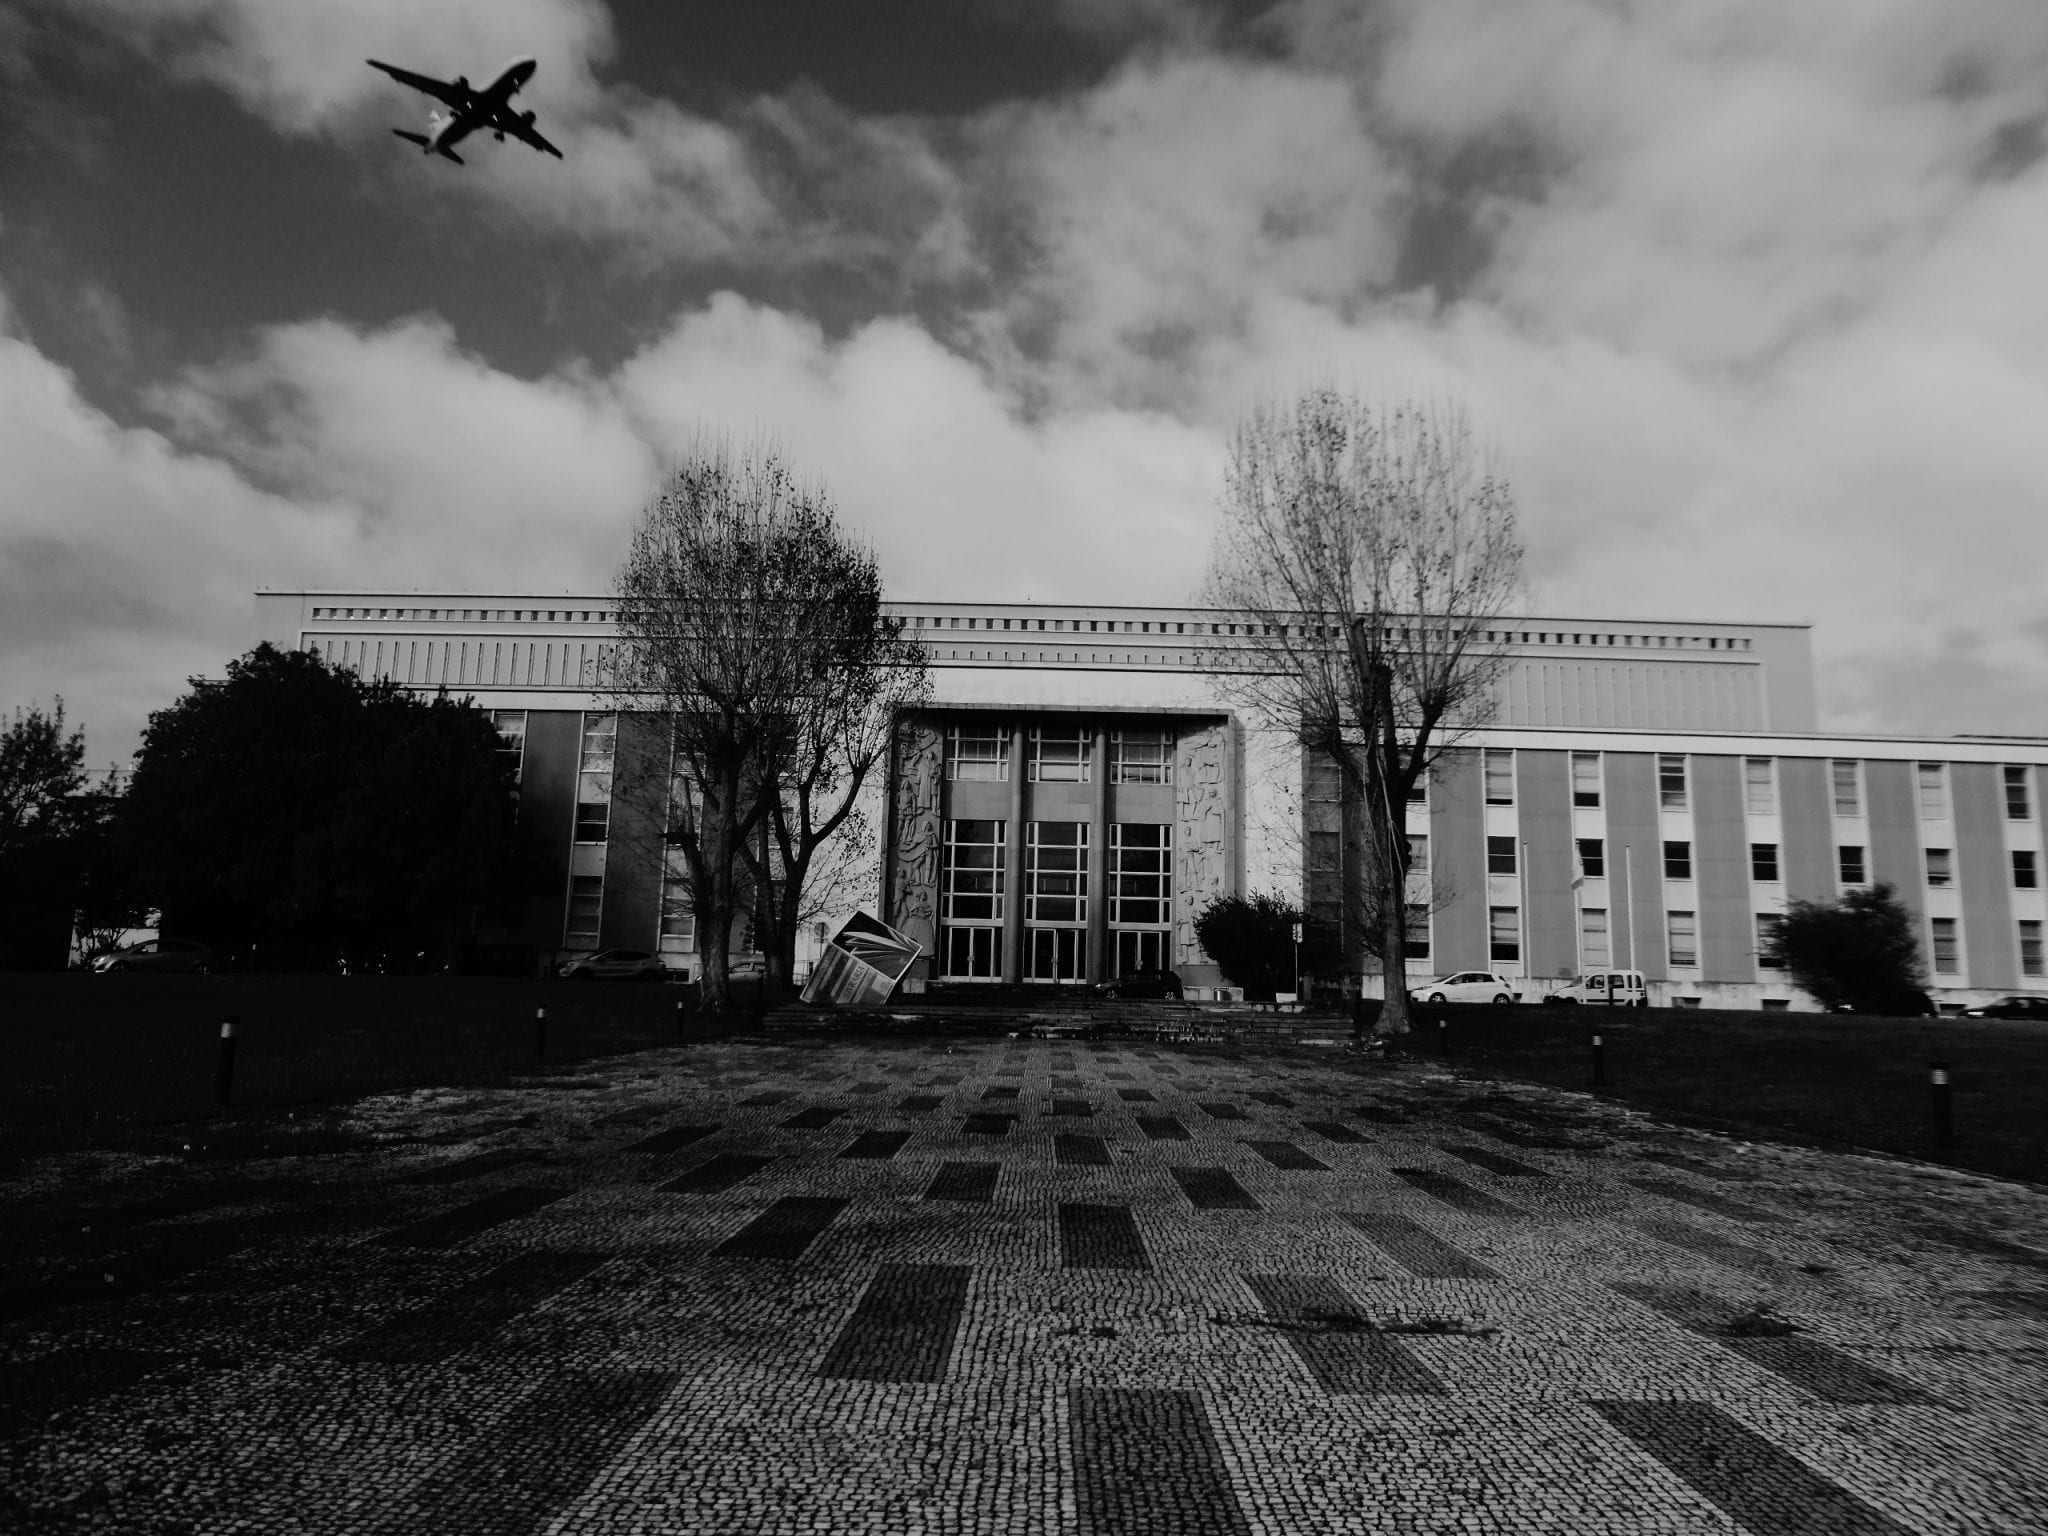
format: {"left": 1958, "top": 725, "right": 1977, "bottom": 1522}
{"left": 889, "top": 717, "right": 946, "bottom": 954}
{"left": 1174, "top": 720, "right": 1236, "bottom": 966}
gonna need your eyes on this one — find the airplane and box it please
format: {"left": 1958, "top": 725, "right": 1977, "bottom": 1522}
{"left": 367, "top": 54, "right": 562, "bottom": 164}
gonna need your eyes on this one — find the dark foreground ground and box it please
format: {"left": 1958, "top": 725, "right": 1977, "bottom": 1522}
{"left": 2, "top": 1025, "right": 2044, "bottom": 1534}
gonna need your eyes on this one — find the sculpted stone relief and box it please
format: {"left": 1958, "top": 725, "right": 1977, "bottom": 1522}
{"left": 1174, "top": 722, "right": 1234, "bottom": 966}
{"left": 889, "top": 719, "right": 946, "bottom": 951}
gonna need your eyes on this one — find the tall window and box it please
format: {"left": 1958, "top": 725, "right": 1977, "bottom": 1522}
{"left": 942, "top": 819, "right": 1006, "bottom": 922}
{"left": 1483, "top": 749, "right": 1515, "bottom": 805}
{"left": 1408, "top": 833, "right": 1429, "bottom": 876}
{"left": 2006, "top": 765, "right": 2032, "bottom": 821}
{"left": 658, "top": 850, "right": 696, "bottom": 955}
{"left": 1026, "top": 822, "right": 1088, "bottom": 923}
{"left": 1112, "top": 729, "right": 1172, "bottom": 784}
{"left": 1751, "top": 843, "right": 1779, "bottom": 882}
{"left": 1918, "top": 762, "right": 1948, "bottom": 819}
{"left": 1666, "top": 910, "right": 1697, "bottom": 968}
{"left": 2021, "top": 920, "right": 2044, "bottom": 978}
{"left": 1744, "top": 757, "right": 1775, "bottom": 815}
{"left": 1576, "top": 837, "right": 1605, "bottom": 878}
{"left": 1029, "top": 726, "right": 1090, "bottom": 783}
{"left": 1756, "top": 912, "right": 1784, "bottom": 969}
{"left": 1929, "top": 916, "right": 1959, "bottom": 975}
{"left": 946, "top": 724, "right": 1009, "bottom": 781}
{"left": 1663, "top": 841, "right": 1692, "bottom": 879}
{"left": 1925, "top": 848, "right": 1952, "bottom": 888}
{"left": 564, "top": 874, "right": 602, "bottom": 947}
{"left": 492, "top": 709, "right": 527, "bottom": 781}
{"left": 1839, "top": 845, "right": 1867, "bottom": 885}
{"left": 1658, "top": 754, "right": 1688, "bottom": 810}
{"left": 1571, "top": 752, "right": 1601, "bottom": 807}
{"left": 1832, "top": 759, "right": 1862, "bottom": 817}
{"left": 1407, "top": 773, "right": 1428, "bottom": 807}
{"left": 1580, "top": 908, "right": 1610, "bottom": 966}
{"left": 2014, "top": 850, "right": 2038, "bottom": 890}
{"left": 1110, "top": 824, "right": 1172, "bottom": 927}
{"left": 575, "top": 713, "right": 615, "bottom": 843}
{"left": 1486, "top": 836, "right": 1518, "bottom": 875}
{"left": 1489, "top": 906, "right": 1521, "bottom": 963}
{"left": 1406, "top": 903, "right": 1431, "bottom": 960}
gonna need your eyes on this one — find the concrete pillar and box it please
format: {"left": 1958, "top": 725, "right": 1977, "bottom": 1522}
{"left": 1002, "top": 721, "right": 1026, "bottom": 983}
{"left": 1087, "top": 725, "right": 1110, "bottom": 983}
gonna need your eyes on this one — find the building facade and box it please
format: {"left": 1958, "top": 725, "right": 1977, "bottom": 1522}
{"left": 255, "top": 591, "right": 2048, "bottom": 1008}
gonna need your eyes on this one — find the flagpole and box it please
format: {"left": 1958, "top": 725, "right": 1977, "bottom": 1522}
{"left": 1624, "top": 844, "right": 1637, "bottom": 972}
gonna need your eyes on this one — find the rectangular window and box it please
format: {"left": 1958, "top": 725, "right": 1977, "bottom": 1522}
{"left": 1576, "top": 838, "right": 1605, "bottom": 878}
{"left": 1029, "top": 725, "right": 1090, "bottom": 783}
{"left": 1571, "top": 752, "right": 1601, "bottom": 807}
{"left": 1751, "top": 843, "right": 1779, "bottom": 882}
{"left": 1408, "top": 833, "right": 1429, "bottom": 876}
{"left": 564, "top": 874, "right": 602, "bottom": 948}
{"left": 1744, "top": 757, "right": 1775, "bottom": 815}
{"left": 1663, "top": 840, "right": 1692, "bottom": 880}
{"left": 2014, "top": 849, "right": 2038, "bottom": 889}
{"left": 658, "top": 851, "right": 695, "bottom": 954}
{"left": 1025, "top": 822, "right": 1089, "bottom": 924}
{"left": 1483, "top": 749, "right": 1514, "bottom": 805}
{"left": 945, "top": 723, "right": 1010, "bottom": 781}
{"left": 1839, "top": 845, "right": 1867, "bottom": 884}
{"left": 942, "top": 819, "right": 1006, "bottom": 922}
{"left": 1918, "top": 761, "right": 1948, "bottom": 819}
{"left": 1930, "top": 916, "right": 1959, "bottom": 975}
{"left": 1406, "top": 773, "right": 1427, "bottom": 806}
{"left": 1580, "top": 908, "right": 1610, "bottom": 967}
{"left": 1488, "top": 906, "right": 1520, "bottom": 963}
{"left": 1832, "top": 759, "right": 1862, "bottom": 817}
{"left": 2006, "top": 765, "right": 2032, "bottom": 821}
{"left": 1027, "top": 927, "right": 1088, "bottom": 982}
{"left": 943, "top": 925, "right": 1000, "bottom": 979}
{"left": 1658, "top": 754, "right": 1688, "bottom": 810}
{"left": 579, "top": 713, "right": 617, "bottom": 772}
{"left": 573, "top": 783, "right": 610, "bottom": 843}
{"left": 1113, "top": 929, "right": 1169, "bottom": 977}
{"left": 1405, "top": 903, "right": 1430, "bottom": 960}
{"left": 2022, "top": 920, "right": 2044, "bottom": 978}
{"left": 1112, "top": 729, "right": 1172, "bottom": 784}
{"left": 1925, "top": 848, "right": 1952, "bottom": 888}
{"left": 1487, "top": 836, "right": 1518, "bottom": 875}
{"left": 1756, "top": 912, "right": 1785, "bottom": 969}
{"left": 1110, "top": 823, "right": 1172, "bottom": 927}
{"left": 492, "top": 709, "right": 527, "bottom": 780}
{"left": 1667, "top": 910, "right": 1698, "bottom": 968}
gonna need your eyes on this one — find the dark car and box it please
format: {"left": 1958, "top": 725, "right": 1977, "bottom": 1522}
{"left": 1095, "top": 967, "right": 1183, "bottom": 1000}
{"left": 92, "top": 938, "right": 215, "bottom": 974}
{"left": 1962, "top": 995, "right": 2048, "bottom": 1019}
{"left": 1827, "top": 988, "right": 1939, "bottom": 1017}
{"left": 557, "top": 948, "right": 669, "bottom": 982}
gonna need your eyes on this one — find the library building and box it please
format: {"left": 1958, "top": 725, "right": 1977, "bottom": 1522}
{"left": 255, "top": 591, "right": 2048, "bottom": 1010}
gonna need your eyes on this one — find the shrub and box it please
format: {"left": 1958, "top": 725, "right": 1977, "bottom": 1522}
{"left": 1195, "top": 892, "right": 1318, "bottom": 1000}
{"left": 1779, "top": 882, "right": 1931, "bottom": 1014}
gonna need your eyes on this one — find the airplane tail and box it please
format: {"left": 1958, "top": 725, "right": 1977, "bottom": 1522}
{"left": 392, "top": 129, "right": 431, "bottom": 148}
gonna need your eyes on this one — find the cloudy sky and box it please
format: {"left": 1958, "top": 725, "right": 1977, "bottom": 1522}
{"left": 6, "top": 0, "right": 2048, "bottom": 760}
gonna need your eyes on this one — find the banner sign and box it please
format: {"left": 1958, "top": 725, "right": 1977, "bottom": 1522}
{"left": 800, "top": 910, "right": 924, "bottom": 1009}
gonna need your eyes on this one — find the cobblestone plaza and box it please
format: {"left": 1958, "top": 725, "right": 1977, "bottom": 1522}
{"left": 6, "top": 1032, "right": 2045, "bottom": 1534}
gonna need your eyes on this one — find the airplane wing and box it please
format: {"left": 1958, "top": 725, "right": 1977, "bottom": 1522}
{"left": 366, "top": 59, "right": 468, "bottom": 107}
{"left": 500, "top": 112, "right": 563, "bottom": 159}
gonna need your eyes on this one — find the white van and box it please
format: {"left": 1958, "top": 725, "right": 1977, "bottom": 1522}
{"left": 1544, "top": 970, "right": 1647, "bottom": 1007}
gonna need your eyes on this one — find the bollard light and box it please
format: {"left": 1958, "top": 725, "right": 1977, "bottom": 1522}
{"left": 215, "top": 1016, "right": 239, "bottom": 1107}
{"left": 1591, "top": 1030, "right": 1606, "bottom": 1088}
{"left": 1930, "top": 1061, "right": 1953, "bottom": 1152}
{"left": 535, "top": 1006, "right": 547, "bottom": 1061}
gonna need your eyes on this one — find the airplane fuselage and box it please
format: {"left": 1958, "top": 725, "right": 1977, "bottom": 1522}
{"left": 424, "top": 55, "right": 537, "bottom": 155}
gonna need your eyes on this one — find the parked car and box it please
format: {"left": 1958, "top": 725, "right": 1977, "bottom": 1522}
{"left": 1410, "top": 971, "right": 1523, "bottom": 1004}
{"left": 557, "top": 948, "right": 669, "bottom": 982}
{"left": 1096, "top": 967, "right": 1184, "bottom": 1000}
{"left": 1542, "top": 969, "right": 1648, "bottom": 1007}
{"left": 1826, "top": 988, "right": 1939, "bottom": 1017}
{"left": 91, "top": 938, "right": 215, "bottom": 974}
{"left": 1961, "top": 995, "right": 2048, "bottom": 1019}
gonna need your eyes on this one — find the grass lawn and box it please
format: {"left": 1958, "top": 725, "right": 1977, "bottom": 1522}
{"left": 0, "top": 974, "right": 713, "bottom": 1162}
{"left": 1411, "top": 1003, "right": 2048, "bottom": 1185}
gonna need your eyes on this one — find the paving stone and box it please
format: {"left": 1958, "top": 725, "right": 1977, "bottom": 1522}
{"left": 332, "top": 1252, "right": 604, "bottom": 1365}
{"left": 713, "top": 1197, "right": 848, "bottom": 1260}
{"left": 1172, "top": 1167, "right": 1261, "bottom": 1211}
{"left": 1638, "top": 1149, "right": 1758, "bottom": 1182}
{"left": 1055, "top": 1134, "right": 1114, "bottom": 1167}
{"left": 1249, "top": 1092, "right": 1295, "bottom": 1108}
{"left": 370, "top": 1187, "right": 565, "bottom": 1249}
{"left": 779, "top": 1105, "right": 846, "bottom": 1130}
{"left": 1058, "top": 1204, "right": 1151, "bottom": 1268}
{"left": 814, "top": 1263, "right": 970, "bottom": 1383}
{"left": 1437, "top": 1142, "right": 1551, "bottom": 1179}
{"left": 924, "top": 1162, "right": 999, "bottom": 1203}
{"left": 659, "top": 1153, "right": 778, "bottom": 1194}
{"left": 1625, "top": 1175, "right": 1784, "bottom": 1224}
{"left": 1242, "top": 1274, "right": 1447, "bottom": 1395}
{"left": 0, "top": 1345, "right": 173, "bottom": 1438}
{"left": 1070, "top": 1386, "right": 1251, "bottom": 1536}
{"left": 1634, "top": 1216, "right": 1791, "bottom": 1276}
{"left": 1048, "top": 1098, "right": 1094, "bottom": 1116}
{"left": 736, "top": 1091, "right": 797, "bottom": 1107}
{"left": 623, "top": 1123, "right": 721, "bottom": 1154}
{"left": 1590, "top": 1400, "right": 1917, "bottom": 1536}
{"left": 1198, "top": 1102, "right": 1249, "bottom": 1121}
{"left": 961, "top": 1112, "right": 1014, "bottom": 1137}
{"left": 896, "top": 1094, "right": 943, "bottom": 1113}
{"left": 838, "top": 1130, "right": 914, "bottom": 1160}
{"left": 1348, "top": 1103, "right": 1408, "bottom": 1124}
{"left": 1300, "top": 1120, "right": 1371, "bottom": 1144}
{"left": 397, "top": 1151, "right": 541, "bottom": 1185}
{"left": 1116, "top": 1087, "right": 1157, "bottom": 1102}
{"left": 981, "top": 1086, "right": 1020, "bottom": 1100}
{"left": 1392, "top": 1168, "right": 1528, "bottom": 1219}
{"left": 1342, "top": 1213, "right": 1502, "bottom": 1279}
{"left": 1136, "top": 1115, "right": 1192, "bottom": 1141}
{"left": 1243, "top": 1140, "right": 1330, "bottom": 1171}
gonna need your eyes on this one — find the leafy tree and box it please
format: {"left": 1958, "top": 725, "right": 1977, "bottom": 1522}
{"left": 1778, "top": 882, "right": 1930, "bottom": 1014}
{"left": 120, "top": 644, "right": 531, "bottom": 969}
{"left": 0, "top": 699, "right": 129, "bottom": 969}
{"left": 0, "top": 698, "right": 87, "bottom": 861}
{"left": 1194, "top": 892, "right": 1329, "bottom": 1000}
{"left": 613, "top": 439, "right": 926, "bottom": 1008}
{"left": 1201, "top": 392, "right": 1524, "bottom": 1037}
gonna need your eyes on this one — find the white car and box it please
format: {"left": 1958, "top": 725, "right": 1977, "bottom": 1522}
{"left": 558, "top": 948, "right": 669, "bottom": 982}
{"left": 1409, "top": 971, "right": 1523, "bottom": 1004}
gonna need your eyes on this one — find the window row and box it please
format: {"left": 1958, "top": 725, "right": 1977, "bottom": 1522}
{"left": 941, "top": 820, "right": 1172, "bottom": 927}
{"left": 945, "top": 725, "right": 1175, "bottom": 784}
{"left": 1479, "top": 831, "right": 2046, "bottom": 892}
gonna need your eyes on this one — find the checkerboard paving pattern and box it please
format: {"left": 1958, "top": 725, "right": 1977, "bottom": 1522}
{"left": 4, "top": 1035, "right": 2047, "bottom": 1534}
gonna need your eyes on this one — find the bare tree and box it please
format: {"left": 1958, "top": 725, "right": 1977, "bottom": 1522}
{"left": 1201, "top": 391, "right": 1525, "bottom": 1036}
{"left": 612, "top": 438, "right": 924, "bottom": 1009}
